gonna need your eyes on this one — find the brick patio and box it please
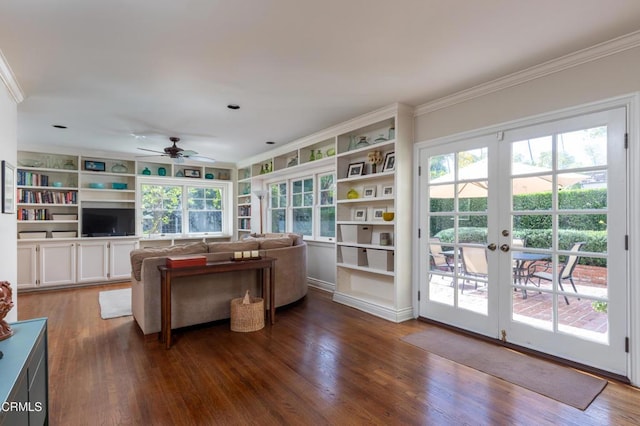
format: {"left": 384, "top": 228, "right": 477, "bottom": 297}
{"left": 429, "top": 264, "right": 609, "bottom": 340}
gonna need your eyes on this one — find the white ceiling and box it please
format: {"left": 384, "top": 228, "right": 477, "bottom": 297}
{"left": 2, "top": 0, "right": 640, "bottom": 164}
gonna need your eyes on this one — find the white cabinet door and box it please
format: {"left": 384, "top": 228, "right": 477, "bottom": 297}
{"left": 109, "top": 240, "right": 138, "bottom": 280}
{"left": 77, "top": 240, "right": 109, "bottom": 282}
{"left": 39, "top": 242, "right": 76, "bottom": 286}
{"left": 17, "top": 244, "right": 38, "bottom": 289}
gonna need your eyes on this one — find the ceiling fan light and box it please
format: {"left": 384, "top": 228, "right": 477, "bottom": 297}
{"left": 174, "top": 156, "right": 185, "bottom": 164}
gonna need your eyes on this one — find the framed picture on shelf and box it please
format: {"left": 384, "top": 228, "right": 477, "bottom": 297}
{"left": 1, "top": 160, "right": 15, "bottom": 214}
{"left": 382, "top": 152, "right": 396, "bottom": 172}
{"left": 372, "top": 208, "right": 386, "bottom": 221}
{"left": 183, "top": 168, "right": 201, "bottom": 178}
{"left": 363, "top": 186, "right": 376, "bottom": 198}
{"left": 382, "top": 185, "right": 394, "bottom": 197}
{"left": 352, "top": 208, "right": 367, "bottom": 221}
{"left": 347, "top": 162, "right": 365, "bottom": 178}
{"left": 84, "top": 160, "right": 106, "bottom": 172}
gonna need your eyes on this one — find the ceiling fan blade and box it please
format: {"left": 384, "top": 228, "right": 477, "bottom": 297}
{"left": 135, "top": 154, "right": 169, "bottom": 158}
{"left": 137, "top": 147, "right": 165, "bottom": 154}
{"left": 185, "top": 155, "right": 216, "bottom": 163}
{"left": 182, "top": 150, "right": 198, "bottom": 156}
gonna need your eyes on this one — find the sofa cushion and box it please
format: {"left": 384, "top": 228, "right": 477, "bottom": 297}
{"left": 130, "top": 242, "right": 208, "bottom": 281}
{"left": 258, "top": 237, "right": 293, "bottom": 249}
{"left": 247, "top": 232, "right": 303, "bottom": 246}
{"left": 207, "top": 240, "right": 260, "bottom": 253}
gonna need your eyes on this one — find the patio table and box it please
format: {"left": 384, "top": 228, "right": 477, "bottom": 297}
{"left": 512, "top": 252, "right": 551, "bottom": 299}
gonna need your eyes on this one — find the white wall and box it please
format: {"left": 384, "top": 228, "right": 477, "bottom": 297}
{"left": 415, "top": 46, "right": 640, "bottom": 141}
{"left": 0, "top": 76, "right": 18, "bottom": 322}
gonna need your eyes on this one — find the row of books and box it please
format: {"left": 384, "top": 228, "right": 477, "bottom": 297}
{"left": 17, "top": 170, "right": 50, "bottom": 187}
{"left": 238, "top": 218, "right": 251, "bottom": 230}
{"left": 17, "top": 208, "right": 50, "bottom": 221}
{"left": 17, "top": 189, "right": 77, "bottom": 204}
{"left": 238, "top": 205, "right": 251, "bottom": 216}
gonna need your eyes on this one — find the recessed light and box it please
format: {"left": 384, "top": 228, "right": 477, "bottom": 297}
{"left": 52, "top": 124, "right": 67, "bottom": 129}
{"left": 265, "top": 141, "right": 275, "bottom": 145}
{"left": 227, "top": 104, "right": 240, "bottom": 110}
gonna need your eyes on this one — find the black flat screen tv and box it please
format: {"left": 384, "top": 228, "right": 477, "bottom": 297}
{"left": 82, "top": 208, "right": 136, "bottom": 237}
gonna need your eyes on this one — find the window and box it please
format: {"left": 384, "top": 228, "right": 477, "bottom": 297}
{"left": 318, "top": 173, "right": 335, "bottom": 240}
{"left": 269, "top": 182, "right": 287, "bottom": 233}
{"left": 292, "top": 177, "right": 314, "bottom": 236}
{"left": 264, "top": 171, "right": 335, "bottom": 241}
{"left": 141, "top": 184, "right": 183, "bottom": 235}
{"left": 140, "top": 179, "right": 229, "bottom": 236}
{"left": 187, "top": 187, "right": 223, "bottom": 233}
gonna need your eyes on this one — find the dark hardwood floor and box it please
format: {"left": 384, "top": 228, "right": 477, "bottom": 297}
{"left": 17, "top": 283, "right": 640, "bottom": 425}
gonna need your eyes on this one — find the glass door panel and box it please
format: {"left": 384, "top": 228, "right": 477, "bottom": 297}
{"left": 422, "top": 140, "right": 497, "bottom": 335}
{"left": 501, "top": 107, "right": 627, "bottom": 375}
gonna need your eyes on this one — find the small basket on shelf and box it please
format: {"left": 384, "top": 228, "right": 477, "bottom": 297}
{"left": 230, "top": 290, "right": 265, "bottom": 332}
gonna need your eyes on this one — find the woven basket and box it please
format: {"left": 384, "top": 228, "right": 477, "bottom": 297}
{"left": 230, "top": 290, "right": 265, "bottom": 332}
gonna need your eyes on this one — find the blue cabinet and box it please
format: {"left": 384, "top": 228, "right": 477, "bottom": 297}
{"left": 0, "top": 318, "right": 48, "bottom": 425}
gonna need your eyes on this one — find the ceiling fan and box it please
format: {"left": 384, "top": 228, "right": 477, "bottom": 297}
{"left": 136, "top": 137, "right": 216, "bottom": 164}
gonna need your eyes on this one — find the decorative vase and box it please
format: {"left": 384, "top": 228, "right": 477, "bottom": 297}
{"left": 347, "top": 189, "right": 359, "bottom": 199}
{"left": 380, "top": 233, "right": 391, "bottom": 246}
{"left": 309, "top": 150, "right": 315, "bottom": 161}
{"left": 316, "top": 149, "right": 323, "bottom": 160}
{"left": 142, "top": 167, "right": 151, "bottom": 175}
{"left": 374, "top": 134, "right": 388, "bottom": 143}
{"left": 158, "top": 167, "right": 167, "bottom": 176}
{"left": 347, "top": 135, "right": 357, "bottom": 151}
{"left": 111, "top": 163, "right": 128, "bottom": 173}
{"left": 63, "top": 159, "right": 76, "bottom": 170}
{"left": 0, "top": 281, "right": 14, "bottom": 341}
{"left": 175, "top": 170, "right": 184, "bottom": 177}
{"left": 388, "top": 127, "right": 395, "bottom": 140}
{"left": 205, "top": 173, "right": 214, "bottom": 179}
{"left": 382, "top": 212, "right": 395, "bottom": 221}
{"left": 355, "top": 136, "right": 369, "bottom": 149}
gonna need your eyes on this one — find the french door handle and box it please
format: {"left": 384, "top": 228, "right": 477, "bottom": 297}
{"left": 500, "top": 244, "right": 510, "bottom": 252}
{"left": 487, "top": 243, "right": 497, "bottom": 251}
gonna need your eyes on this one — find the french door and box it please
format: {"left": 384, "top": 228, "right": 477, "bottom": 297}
{"left": 418, "top": 107, "right": 628, "bottom": 375}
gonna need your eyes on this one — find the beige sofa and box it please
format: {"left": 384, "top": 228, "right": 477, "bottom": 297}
{"left": 130, "top": 233, "right": 307, "bottom": 335}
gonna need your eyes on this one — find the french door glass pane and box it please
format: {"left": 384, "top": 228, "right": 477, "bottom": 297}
{"left": 557, "top": 126, "right": 607, "bottom": 169}
{"left": 509, "top": 122, "right": 611, "bottom": 344}
{"left": 511, "top": 136, "right": 552, "bottom": 171}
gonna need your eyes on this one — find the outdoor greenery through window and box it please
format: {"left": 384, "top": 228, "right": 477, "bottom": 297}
{"left": 141, "top": 182, "right": 226, "bottom": 236}
{"left": 269, "top": 182, "right": 287, "bottom": 233}
{"left": 291, "top": 178, "right": 313, "bottom": 236}
{"left": 187, "top": 187, "right": 223, "bottom": 233}
{"left": 266, "top": 171, "right": 335, "bottom": 240}
{"left": 318, "top": 173, "right": 335, "bottom": 239}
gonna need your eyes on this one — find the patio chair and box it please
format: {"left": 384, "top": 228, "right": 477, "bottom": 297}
{"left": 527, "top": 242, "right": 585, "bottom": 305}
{"left": 429, "top": 237, "right": 453, "bottom": 272}
{"left": 460, "top": 245, "right": 488, "bottom": 293}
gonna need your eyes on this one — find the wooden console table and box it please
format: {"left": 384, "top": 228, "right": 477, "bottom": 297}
{"left": 158, "top": 257, "right": 276, "bottom": 349}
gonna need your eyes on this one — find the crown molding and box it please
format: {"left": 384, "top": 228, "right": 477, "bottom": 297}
{"left": 0, "top": 49, "right": 24, "bottom": 103}
{"left": 414, "top": 30, "right": 640, "bottom": 117}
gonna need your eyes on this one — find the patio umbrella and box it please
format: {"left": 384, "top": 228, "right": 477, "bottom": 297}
{"left": 429, "top": 159, "right": 587, "bottom": 198}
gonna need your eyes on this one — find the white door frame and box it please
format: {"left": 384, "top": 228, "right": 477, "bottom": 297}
{"left": 413, "top": 93, "right": 639, "bottom": 385}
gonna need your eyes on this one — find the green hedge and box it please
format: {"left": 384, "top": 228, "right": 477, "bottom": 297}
{"left": 430, "top": 188, "right": 607, "bottom": 233}
{"left": 434, "top": 227, "right": 607, "bottom": 267}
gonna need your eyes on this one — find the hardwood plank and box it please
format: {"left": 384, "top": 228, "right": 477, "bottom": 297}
{"left": 17, "top": 284, "right": 640, "bottom": 425}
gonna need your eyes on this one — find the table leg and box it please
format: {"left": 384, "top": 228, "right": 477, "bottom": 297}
{"left": 160, "top": 272, "right": 166, "bottom": 343}
{"left": 258, "top": 269, "right": 266, "bottom": 323}
{"left": 269, "top": 264, "right": 275, "bottom": 325}
{"left": 165, "top": 273, "right": 172, "bottom": 349}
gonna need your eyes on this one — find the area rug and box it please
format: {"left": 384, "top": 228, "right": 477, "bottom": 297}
{"left": 401, "top": 327, "right": 607, "bottom": 410}
{"left": 98, "top": 288, "right": 132, "bottom": 319}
